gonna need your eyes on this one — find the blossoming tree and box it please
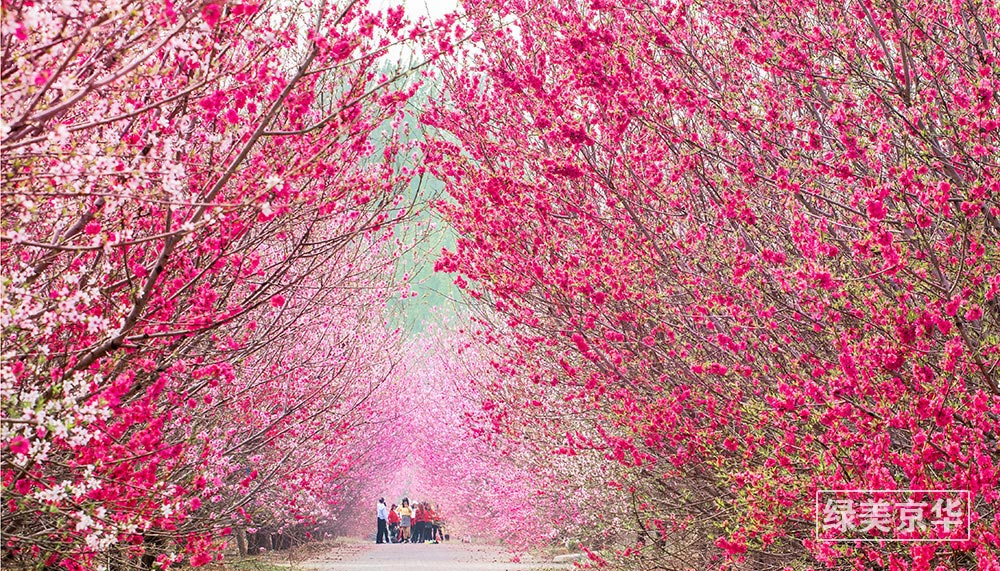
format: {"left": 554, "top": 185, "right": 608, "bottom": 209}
{"left": 1, "top": 0, "right": 437, "bottom": 566}
{"left": 424, "top": 0, "right": 1000, "bottom": 568}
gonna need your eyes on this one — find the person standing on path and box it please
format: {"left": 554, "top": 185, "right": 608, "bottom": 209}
{"left": 430, "top": 503, "right": 443, "bottom": 542}
{"left": 416, "top": 502, "right": 433, "bottom": 543}
{"left": 388, "top": 503, "right": 401, "bottom": 542}
{"left": 399, "top": 498, "right": 413, "bottom": 543}
{"left": 376, "top": 498, "right": 389, "bottom": 544}
{"left": 412, "top": 502, "right": 425, "bottom": 543}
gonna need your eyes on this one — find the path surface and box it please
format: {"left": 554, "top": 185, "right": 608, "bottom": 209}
{"left": 293, "top": 541, "right": 568, "bottom": 571}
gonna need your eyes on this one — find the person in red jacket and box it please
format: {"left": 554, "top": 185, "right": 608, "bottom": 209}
{"left": 415, "top": 502, "right": 431, "bottom": 543}
{"left": 430, "top": 504, "right": 443, "bottom": 542}
{"left": 425, "top": 504, "right": 438, "bottom": 543}
{"left": 387, "top": 504, "right": 401, "bottom": 543}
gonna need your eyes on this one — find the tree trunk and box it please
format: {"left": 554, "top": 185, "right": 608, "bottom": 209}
{"left": 236, "top": 527, "right": 248, "bottom": 557}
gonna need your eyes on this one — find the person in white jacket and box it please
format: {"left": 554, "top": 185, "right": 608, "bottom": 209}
{"left": 376, "top": 498, "right": 389, "bottom": 544}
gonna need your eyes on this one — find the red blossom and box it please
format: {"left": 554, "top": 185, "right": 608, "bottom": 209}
{"left": 201, "top": 3, "right": 222, "bottom": 27}
{"left": 8, "top": 436, "right": 30, "bottom": 456}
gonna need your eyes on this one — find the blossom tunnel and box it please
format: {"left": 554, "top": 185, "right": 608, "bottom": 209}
{"left": 2, "top": 0, "right": 999, "bottom": 569}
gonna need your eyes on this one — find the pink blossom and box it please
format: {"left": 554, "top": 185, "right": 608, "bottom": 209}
{"left": 9, "top": 436, "right": 30, "bottom": 455}
{"left": 965, "top": 305, "right": 983, "bottom": 321}
{"left": 201, "top": 4, "right": 222, "bottom": 27}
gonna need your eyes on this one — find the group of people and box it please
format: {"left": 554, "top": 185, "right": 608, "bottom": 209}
{"left": 375, "top": 497, "right": 447, "bottom": 544}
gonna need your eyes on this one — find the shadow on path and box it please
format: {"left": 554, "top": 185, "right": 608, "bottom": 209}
{"left": 303, "top": 542, "right": 567, "bottom": 570}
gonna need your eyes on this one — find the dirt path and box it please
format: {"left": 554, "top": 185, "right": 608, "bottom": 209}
{"left": 284, "top": 541, "right": 569, "bottom": 570}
